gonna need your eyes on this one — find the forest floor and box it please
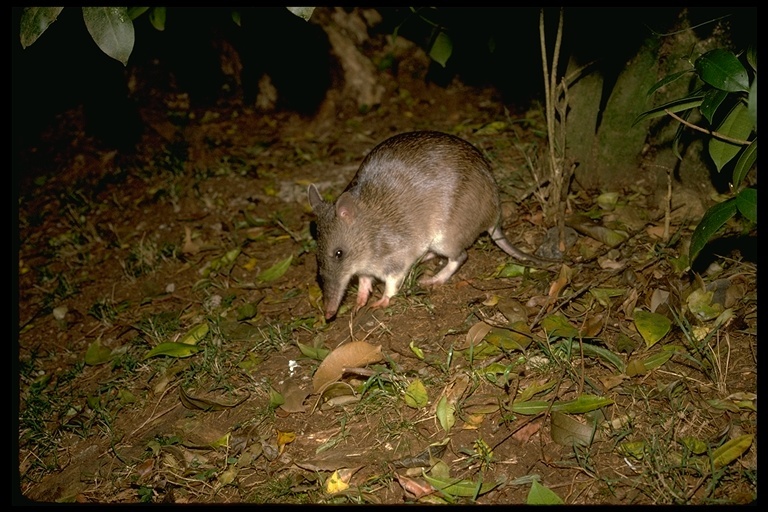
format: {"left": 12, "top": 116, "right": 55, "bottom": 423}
{"left": 15, "top": 18, "right": 757, "bottom": 505}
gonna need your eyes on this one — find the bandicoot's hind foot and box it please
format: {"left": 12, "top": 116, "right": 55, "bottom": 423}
{"left": 418, "top": 251, "right": 467, "bottom": 287}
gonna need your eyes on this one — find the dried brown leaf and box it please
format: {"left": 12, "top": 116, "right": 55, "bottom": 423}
{"left": 312, "top": 341, "right": 383, "bottom": 393}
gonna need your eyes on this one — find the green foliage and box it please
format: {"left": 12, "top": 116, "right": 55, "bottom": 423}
{"left": 636, "top": 46, "right": 757, "bottom": 264}
{"left": 18, "top": 7, "right": 311, "bottom": 66}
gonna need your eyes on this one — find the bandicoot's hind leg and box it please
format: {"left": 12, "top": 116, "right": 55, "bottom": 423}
{"left": 418, "top": 250, "right": 468, "bottom": 286}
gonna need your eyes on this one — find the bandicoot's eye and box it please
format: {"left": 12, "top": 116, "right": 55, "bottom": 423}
{"left": 334, "top": 249, "right": 343, "bottom": 259}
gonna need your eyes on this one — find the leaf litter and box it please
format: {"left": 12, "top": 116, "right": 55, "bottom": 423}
{"left": 15, "top": 40, "right": 756, "bottom": 506}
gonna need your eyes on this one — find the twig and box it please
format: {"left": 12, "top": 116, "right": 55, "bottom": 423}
{"left": 664, "top": 108, "right": 751, "bottom": 146}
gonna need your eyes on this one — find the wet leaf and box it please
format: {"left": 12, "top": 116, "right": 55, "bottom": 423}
{"left": 436, "top": 395, "right": 455, "bottom": 432}
{"left": 404, "top": 379, "right": 428, "bottom": 409}
{"left": 712, "top": 434, "right": 753, "bottom": 470}
{"left": 633, "top": 310, "right": 672, "bottom": 348}
{"left": 84, "top": 338, "right": 114, "bottom": 365}
{"left": 19, "top": 7, "right": 64, "bottom": 48}
{"left": 144, "top": 342, "right": 202, "bottom": 360}
{"left": 695, "top": 48, "right": 750, "bottom": 93}
{"left": 312, "top": 341, "right": 383, "bottom": 393}
{"left": 526, "top": 479, "right": 563, "bottom": 505}
{"left": 257, "top": 254, "right": 293, "bottom": 283}
{"left": 82, "top": 7, "right": 135, "bottom": 66}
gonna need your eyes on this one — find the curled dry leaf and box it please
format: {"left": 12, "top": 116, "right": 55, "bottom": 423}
{"left": 312, "top": 341, "right": 384, "bottom": 394}
{"left": 465, "top": 321, "right": 492, "bottom": 348}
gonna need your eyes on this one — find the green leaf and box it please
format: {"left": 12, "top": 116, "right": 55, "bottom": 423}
{"left": 689, "top": 198, "right": 739, "bottom": 263}
{"left": 711, "top": 434, "right": 754, "bottom": 470}
{"left": 633, "top": 310, "right": 672, "bottom": 348}
{"left": 709, "top": 103, "right": 754, "bottom": 171}
{"left": 429, "top": 30, "right": 453, "bottom": 68}
{"left": 144, "top": 342, "right": 202, "bottom": 360}
{"left": 577, "top": 342, "right": 626, "bottom": 373}
{"left": 285, "top": 7, "right": 315, "bottom": 21}
{"left": 646, "top": 69, "right": 694, "bottom": 97}
{"left": 633, "top": 96, "right": 704, "bottom": 126}
{"left": 510, "top": 394, "right": 613, "bottom": 415}
{"left": 126, "top": 7, "right": 149, "bottom": 20}
{"left": 699, "top": 88, "right": 728, "bottom": 124}
{"left": 149, "top": 7, "right": 166, "bottom": 31}
{"left": 540, "top": 314, "right": 579, "bottom": 339}
{"left": 404, "top": 379, "right": 428, "bottom": 408}
{"left": 422, "top": 468, "right": 501, "bottom": 498}
{"left": 436, "top": 395, "right": 456, "bottom": 432}
{"left": 736, "top": 188, "right": 757, "bottom": 224}
{"left": 748, "top": 75, "right": 757, "bottom": 127}
{"left": 19, "top": 7, "right": 64, "bottom": 48}
{"left": 732, "top": 139, "right": 757, "bottom": 189}
{"left": 695, "top": 49, "right": 750, "bottom": 93}
{"left": 526, "top": 479, "right": 563, "bottom": 505}
{"left": 82, "top": 7, "right": 135, "bottom": 66}
{"left": 257, "top": 254, "right": 293, "bottom": 282}
{"left": 84, "top": 338, "right": 114, "bottom": 365}
{"left": 178, "top": 323, "right": 209, "bottom": 345}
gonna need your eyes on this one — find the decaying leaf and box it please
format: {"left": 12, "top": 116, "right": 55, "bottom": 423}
{"left": 312, "top": 341, "right": 384, "bottom": 393}
{"left": 550, "top": 411, "right": 597, "bottom": 447}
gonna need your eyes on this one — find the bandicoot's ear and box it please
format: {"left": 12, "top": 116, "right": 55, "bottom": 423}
{"left": 336, "top": 191, "right": 357, "bottom": 223}
{"left": 307, "top": 184, "right": 326, "bottom": 211}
